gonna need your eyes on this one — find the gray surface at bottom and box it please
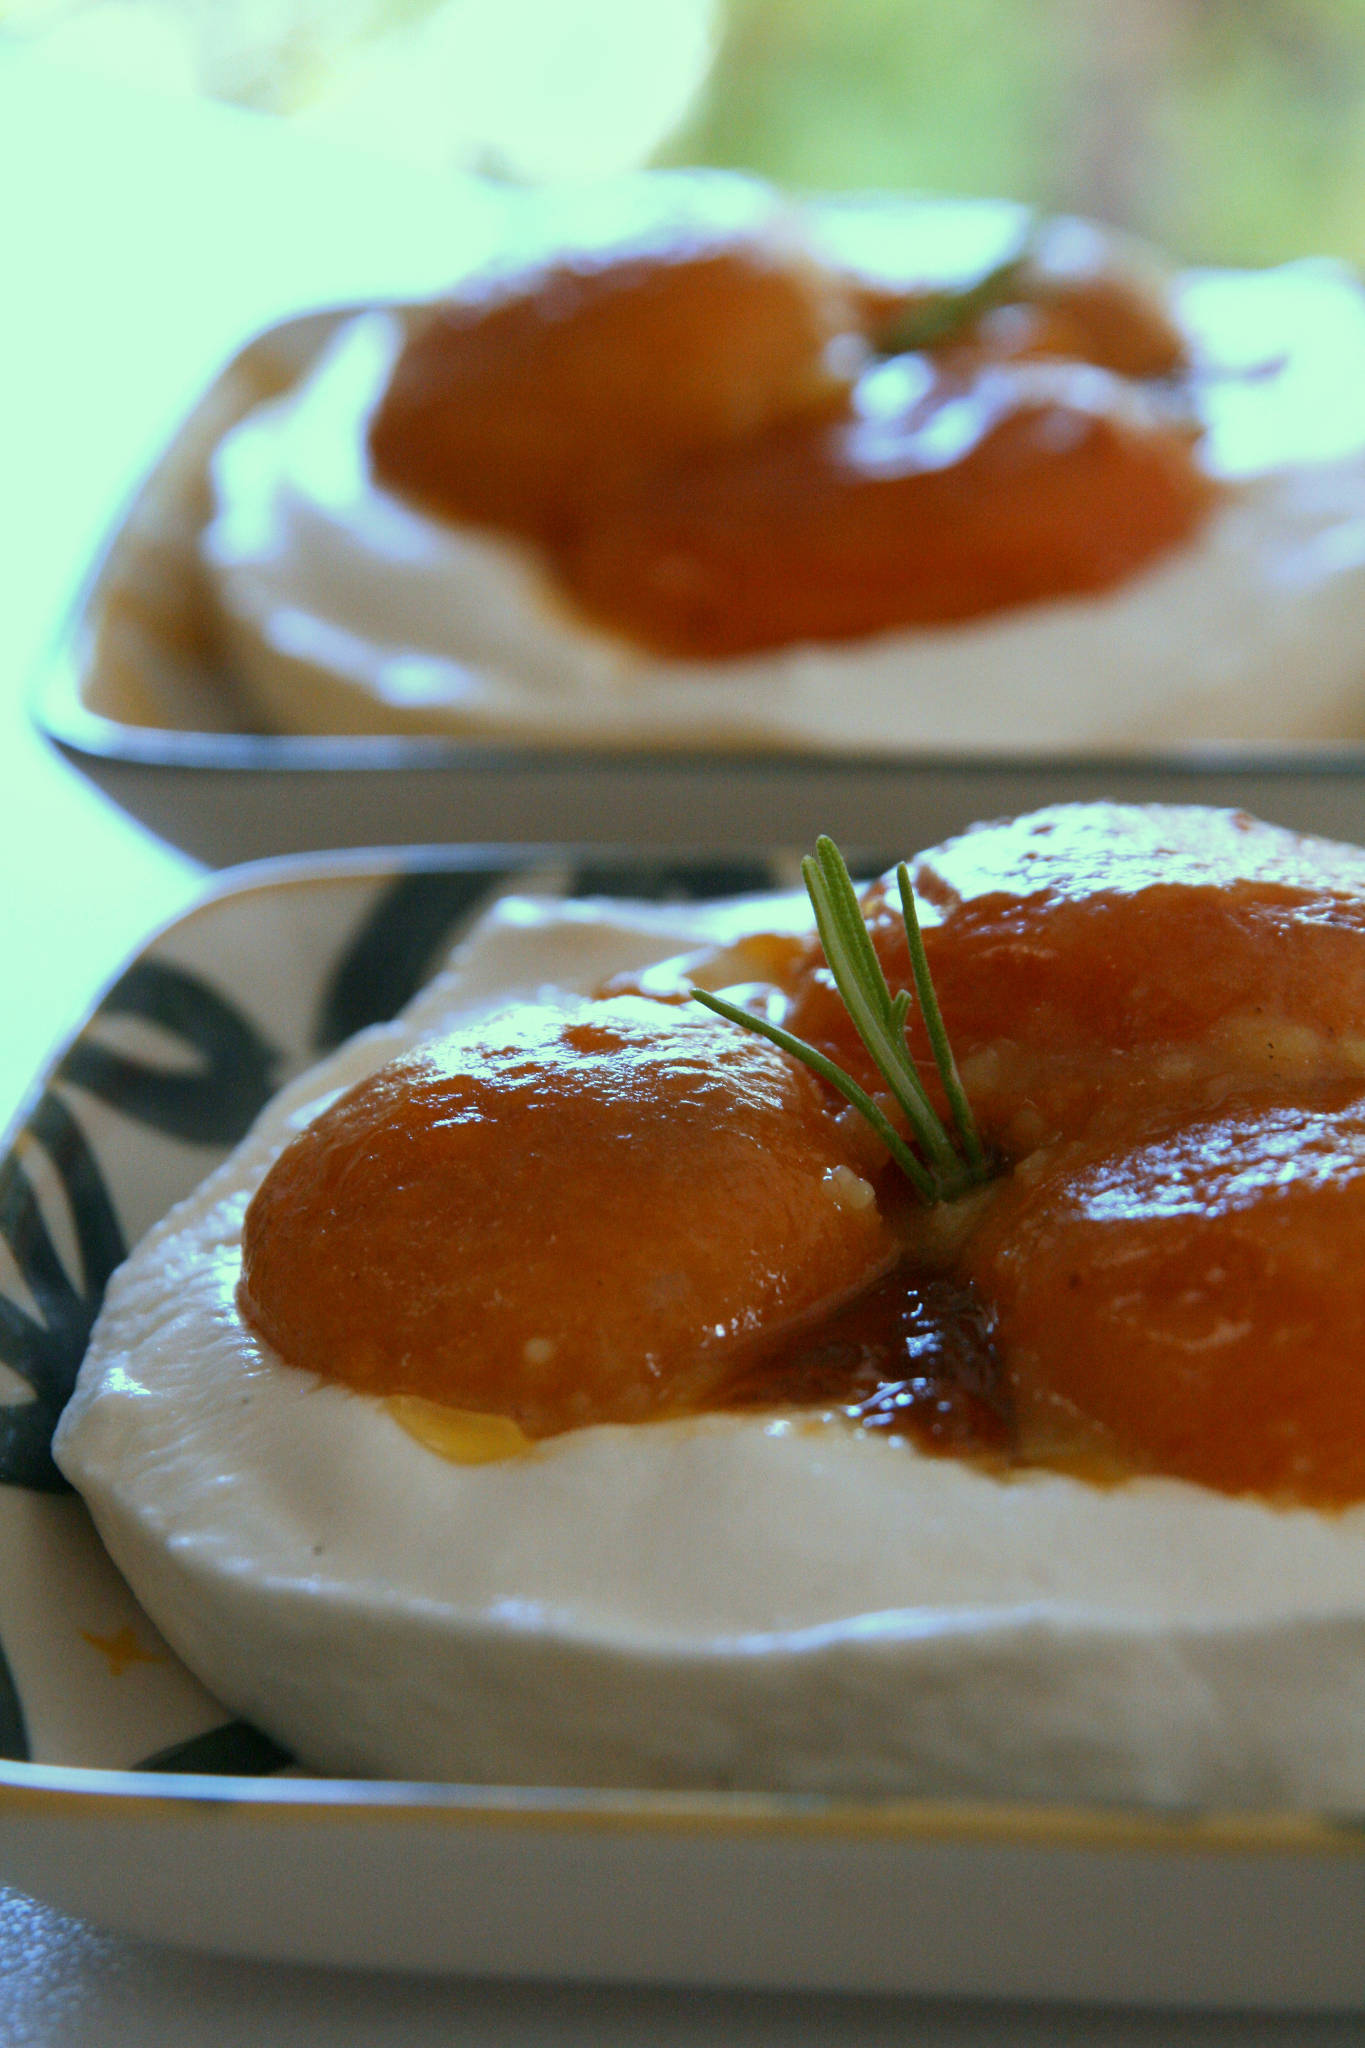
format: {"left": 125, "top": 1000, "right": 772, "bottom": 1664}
{"left": 1, "top": 1889, "right": 1359, "bottom": 2048}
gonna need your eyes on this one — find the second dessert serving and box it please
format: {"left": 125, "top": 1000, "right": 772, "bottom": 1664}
{"left": 201, "top": 180, "right": 1365, "bottom": 751}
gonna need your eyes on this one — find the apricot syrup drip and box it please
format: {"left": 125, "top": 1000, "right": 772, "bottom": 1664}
{"left": 697, "top": 837, "right": 1011, "bottom": 1462}
{"left": 719, "top": 1267, "right": 1011, "bottom": 1460}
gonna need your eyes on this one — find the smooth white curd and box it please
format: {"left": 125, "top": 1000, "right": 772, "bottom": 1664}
{"left": 201, "top": 253, "right": 1365, "bottom": 752}
{"left": 53, "top": 892, "right": 1365, "bottom": 1801}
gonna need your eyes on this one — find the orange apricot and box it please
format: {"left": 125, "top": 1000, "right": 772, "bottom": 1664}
{"left": 239, "top": 997, "right": 895, "bottom": 1437}
{"left": 368, "top": 231, "right": 852, "bottom": 545}
{"left": 562, "top": 357, "right": 1209, "bottom": 656}
{"left": 966, "top": 1087, "right": 1365, "bottom": 1503}
{"left": 783, "top": 805, "right": 1365, "bottom": 1156}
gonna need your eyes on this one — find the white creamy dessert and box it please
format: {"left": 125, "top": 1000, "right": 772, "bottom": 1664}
{"left": 53, "top": 881, "right": 1365, "bottom": 1803}
{"left": 201, "top": 216, "right": 1365, "bottom": 752}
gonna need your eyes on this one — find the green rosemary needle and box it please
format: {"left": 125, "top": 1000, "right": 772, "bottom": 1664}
{"left": 691, "top": 838, "right": 991, "bottom": 1207}
{"left": 874, "top": 223, "right": 1036, "bottom": 357}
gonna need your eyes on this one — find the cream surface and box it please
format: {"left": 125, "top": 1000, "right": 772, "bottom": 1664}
{"left": 54, "top": 892, "right": 1365, "bottom": 1802}
{"left": 202, "top": 255, "right": 1365, "bottom": 752}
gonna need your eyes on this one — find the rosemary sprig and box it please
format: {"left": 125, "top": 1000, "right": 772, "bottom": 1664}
{"left": 691, "top": 838, "right": 991, "bottom": 1206}
{"left": 874, "top": 223, "right": 1036, "bottom": 357}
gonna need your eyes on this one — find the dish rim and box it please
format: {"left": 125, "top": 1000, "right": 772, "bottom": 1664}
{"left": 0, "top": 1755, "right": 1359, "bottom": 1858}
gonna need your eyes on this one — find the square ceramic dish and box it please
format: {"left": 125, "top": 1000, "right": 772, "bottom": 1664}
{"left": 2, "top": 847, "right": 1364, "bottom": 2001}
{"left": 29, "top": 192, "right": 1365, "bottom": 867}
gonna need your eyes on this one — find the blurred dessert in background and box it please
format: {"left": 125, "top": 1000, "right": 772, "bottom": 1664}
{"left": 201, "top": 179, "right": 1365, "bottom": 750}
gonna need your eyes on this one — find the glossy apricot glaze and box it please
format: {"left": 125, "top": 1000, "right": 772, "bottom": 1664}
{"left": 239, "top": 997, "right": 894, "bottom": 1439}
{"left": 368, "top": 230, "right": 1212, "bottom": 656}
{"left": 241, "top": 806, "right": 1365, "bottom": 1505}
{"left": 783, "top": 805, "right": 1365, "bottom": 1155}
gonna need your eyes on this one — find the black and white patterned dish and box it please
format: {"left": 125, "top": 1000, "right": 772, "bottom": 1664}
{"left": 2, "top": 849, "right": 1363, "bottom": 1999}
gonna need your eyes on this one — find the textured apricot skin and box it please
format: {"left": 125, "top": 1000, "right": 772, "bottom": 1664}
{"left": 966, "top": 1088, "right": 1365, "bottom": 1505}
{"left": 368, "top": 237, "right": 851, "bottom": 546}
{"left": 784, "top": 804, "right": 1365, "bottom": 1155}
{"left": 239, "top": 997, "right": 895, "bottom": 1437}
